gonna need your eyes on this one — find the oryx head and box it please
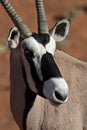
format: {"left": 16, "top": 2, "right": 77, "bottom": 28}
{"left": 1, "top": 0, "right": 70, "bottom": 104}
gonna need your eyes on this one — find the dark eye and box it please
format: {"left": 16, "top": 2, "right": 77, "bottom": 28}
{"left": 24, "top": 47, "right": 34, "bottom": 59}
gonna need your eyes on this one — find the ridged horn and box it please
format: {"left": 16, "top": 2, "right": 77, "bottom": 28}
{"left": 0, "top": 0, "right": 32, "bottom": 38}
{"left": 35, "top": 0, "right": 49, "bottom": 34}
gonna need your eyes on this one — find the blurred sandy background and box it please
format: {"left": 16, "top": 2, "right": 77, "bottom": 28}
{"left": 0, "top": 0, "right": 87, "bottom": 130}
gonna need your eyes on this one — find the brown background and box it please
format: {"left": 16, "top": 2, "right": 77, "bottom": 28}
{"left": 0, "top": 0, "right": 87, "bottom": 130}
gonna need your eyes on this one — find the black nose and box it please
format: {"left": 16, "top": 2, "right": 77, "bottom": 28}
{"left": 54, "top": 90, "right": 67, "bottom": 101}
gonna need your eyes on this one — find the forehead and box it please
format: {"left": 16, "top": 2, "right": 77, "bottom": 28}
{"left": 22, "top": 33, "right": 56, "bottom": 56}
{"left": 32, "top": 33, "right": 50, "bottom": 46}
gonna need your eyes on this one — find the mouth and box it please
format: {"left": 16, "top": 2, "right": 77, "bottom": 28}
{"left": 52, "top": 90, "right": 68, "bottom": 104}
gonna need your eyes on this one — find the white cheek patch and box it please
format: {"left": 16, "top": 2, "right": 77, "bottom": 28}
{"left": 22, "top": 37, "right": 41, "bottom": 57}
{"left": 33, "top": 57, "right": 43, "bottom": 81}
{"left": 39, "top": 44, "right": 46, "bottom": 56}
{"left": 46, "top": 36, "right": 56, "bottom": 55}
{"left": 22, "top": 54, "right": 38, "bottom": 93}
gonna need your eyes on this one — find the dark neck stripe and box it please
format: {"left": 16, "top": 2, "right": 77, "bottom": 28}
{"left": 41, "top": 53, "right": 62, "bottom": 81}
{"left": 21, "top": 64, "right": 36, "bottom": 130}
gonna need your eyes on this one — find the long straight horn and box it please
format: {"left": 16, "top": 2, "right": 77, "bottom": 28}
{"left": 35, "top": 0, "right": 49, "bottom": 34}
{"left": 0, "top": 0, "right": 32, "bottom": 38}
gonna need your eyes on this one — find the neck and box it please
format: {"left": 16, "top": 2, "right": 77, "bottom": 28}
{"left": 54, "top": 49, "right": 87, "bottom": 79}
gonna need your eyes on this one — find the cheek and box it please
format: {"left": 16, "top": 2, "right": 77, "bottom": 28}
{"left": 33, "top": 57, "right": 43, "bottom": 81}
{"left": 25, "top": 67, "right": 38, "bottom": 93}
{"left": 22, "top": 54, "right": 38, "bottom": 93}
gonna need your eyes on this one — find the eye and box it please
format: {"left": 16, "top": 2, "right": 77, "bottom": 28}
{"left": 22, "top": 37, "right": 41, "bottom": 58}
{"left": 24, "top": 46, "right": 34, "bottom": 59}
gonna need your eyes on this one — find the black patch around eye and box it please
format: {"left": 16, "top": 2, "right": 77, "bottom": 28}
{"left": 24, "top": 47, "right": 34, "bottom": 60}
{"left": 32, "top": 33, "right": 50, "bottom": 46}
{"left": 55, "top": 23, "right": 66, "bottom": 36}
{"left": 24, "top": 49, "right": 44, "bottom": 97}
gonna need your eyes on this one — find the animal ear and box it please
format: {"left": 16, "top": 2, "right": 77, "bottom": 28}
{"left": 8, "top": 27, "right": 20, "bottom": 48}
{"left": 49, "top": 19, "right": 70, "bottom": 42}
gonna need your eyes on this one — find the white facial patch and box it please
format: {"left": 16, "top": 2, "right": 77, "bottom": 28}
{"left": 43, "top": 77, "right": 68, "bottom": 104}
{"left": 22, "top": 36, "right": 47, "bottom": 57}
{"left": 33, "top": 57, "right": 43, "bottom": 81}
{"left": 22, "top": 54, "right": 38, "bottom": 93}
{"left": 22, "top": 37, "right": 41, "bottom": 57}
{"left": 22, "top": 36, "right": 47, "bottom": 81}
{"left": 45, "top": 36, "right": 56, "bottom": 55}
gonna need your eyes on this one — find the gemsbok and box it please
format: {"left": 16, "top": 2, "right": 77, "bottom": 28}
{"left": 0, "top": 0, "right": 87, "bottom": 130}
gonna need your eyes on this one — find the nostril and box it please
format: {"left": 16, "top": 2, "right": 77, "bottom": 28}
{"left": 54, "top": 90, "right": 67, "bottom": 101}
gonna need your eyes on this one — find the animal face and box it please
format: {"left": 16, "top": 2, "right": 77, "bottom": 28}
{"left": 8, "top": 19, "right": 70, "bottom": 104}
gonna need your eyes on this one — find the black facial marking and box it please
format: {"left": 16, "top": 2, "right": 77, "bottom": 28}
{"left": 32, "top": 33, "right": 50, "bottom": 46}
{"left": 41, "top": 53, "right": 62, "bottom": 81}
{"left": 24, "top": 47, "right": 34, "bottom": 59}
{"left": 24, "top": 48, "right": 45, "bottom": 97}
{"left": 55, "top": 23, "right": 66, "bottom": 36}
